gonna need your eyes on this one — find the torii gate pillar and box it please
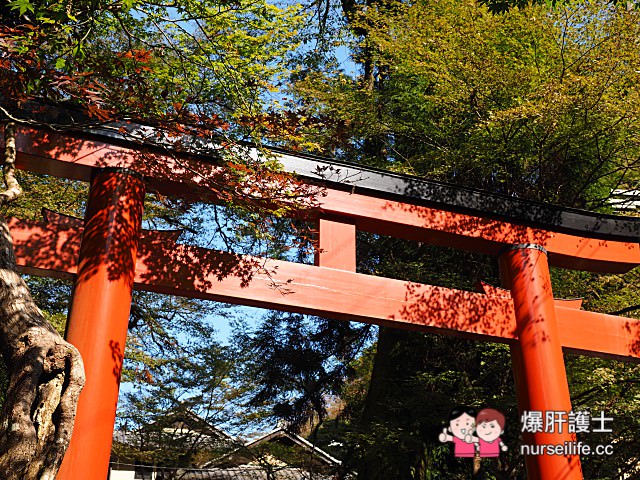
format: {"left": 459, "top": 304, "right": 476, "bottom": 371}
{"left": 500, "top": 244, "right": 582, "bottom": 480}
{"left": 58, "top": 169, "right": 145, "bottom": 480}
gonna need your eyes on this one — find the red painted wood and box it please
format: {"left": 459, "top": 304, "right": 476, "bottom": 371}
{"left": 477, "top": 281, "right": 583, "bottom": 309}
{"left": 320, "top": 189, "right": 640, "bottom": 273}
{"left": 500, "top": 246, "right": 582, "bottom": 480}
{"left": 8, "top": 217, "right": 640, "bottom": 360}
{"left": 14, "top": 128, "right": 640, "bottom": 273}
{"left": 56, "top": 171, "right": 145, "bottom": 480}
{"left": 510, "top": 344, "right": 540, "bottom": 479}
{"left": 10, "top": 127, "right": 640, "bottom": 480}
{"left": 315, "top": 218, "right": 356, "bottom": 270}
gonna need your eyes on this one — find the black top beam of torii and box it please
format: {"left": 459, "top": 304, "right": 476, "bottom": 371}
{"left": 71, "top": 117, "right": 640, "bottom": 243}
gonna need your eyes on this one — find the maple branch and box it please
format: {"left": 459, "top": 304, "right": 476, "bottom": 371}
{"left": 0, "top": 104, "right": 105, "bottom": 132}
{"left": 1, "top": 122, "right": 23, "bottom": 206}
{"left": 0, "top": 105, "right": 42, "bottom": 126}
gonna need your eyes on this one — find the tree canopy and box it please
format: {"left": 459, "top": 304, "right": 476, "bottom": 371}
{"left": 1, "top": 0, "right": 640, "bottom": 478}
{"left": 234, "top": 0, "right": 640, "bottom": 478}
{"left": 0, "top": 0, "right": 308, "bottom": 477}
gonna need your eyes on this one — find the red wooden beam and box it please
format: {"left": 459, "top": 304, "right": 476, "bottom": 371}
{"left": 9, "top": 217, "right": 640, "bottom": 361}
{"left": 321, "top": 190, "right": 640, "bottom": 273}
{"left": 15, "top": 128, "right": 640, "bottom": 273}
{"left": 15, "top": 128, "right": 226, "bottom": 197}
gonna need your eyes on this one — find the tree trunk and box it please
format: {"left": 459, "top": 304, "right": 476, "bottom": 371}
{"left": 0, "top": 122, "right": 85, "bottom": 480}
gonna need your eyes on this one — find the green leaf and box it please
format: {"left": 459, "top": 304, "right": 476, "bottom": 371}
{"left": 8, "top": 0, "right": 35, "bottom": 16}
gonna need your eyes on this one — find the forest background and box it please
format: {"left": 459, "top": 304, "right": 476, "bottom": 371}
{"left": 1, "top": 0, "right": 640, "bottom": 478}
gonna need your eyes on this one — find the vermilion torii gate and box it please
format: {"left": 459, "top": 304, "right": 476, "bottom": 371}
{"left": 9, "top": 125, "right": 640, "bottom": 480}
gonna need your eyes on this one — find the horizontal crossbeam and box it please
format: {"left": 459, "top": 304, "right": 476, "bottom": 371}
{"left": 15, "top": 128, "right": 640, "bottom": 273}
{"left": 10, "top": 217, "right": 640, "bottom": 361}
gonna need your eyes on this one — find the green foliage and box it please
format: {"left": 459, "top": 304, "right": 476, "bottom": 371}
{"left": 1, "top": 0, "right": 307, "bottom": 150}
{"left": 2, "top": 0, "right": 639, "bottom": 477}
{"left": 0, "top": 0, "right": 313, "bottom": 464}
{"left": 114, "top": 290, "right": 257, "bottom": 471}
{"left": 251, "top": 0, "right": 640, "bottom": 478}
{"left": 566, "top": 355, "right": 640, "bottom": 478}
{"left": 2, "top": 172, "right": 87, "bottom": 219}
{"left": 82, "top": 0, "right": 305, "bottom": 128}
{"left": 293, "top": 0, "right": 640, "bottom": 207}
{"left": 7, "top": 0, "right": 35, "bottom": 17}
{"left": 0, "top": 0, "right": 316, "bottom": 476}
{"left": 333, "top": 240, "right": 519, "bottom": 478}
{"left": 233, "top": 311, "right": 372, "bottom": 430}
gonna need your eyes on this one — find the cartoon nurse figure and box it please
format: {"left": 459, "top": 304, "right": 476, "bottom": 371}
{"left": 475, "top": 408, "right": 508, "bottom": 457}
{"left": 438, "top": 406, "right": 477, "bottom": 458}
